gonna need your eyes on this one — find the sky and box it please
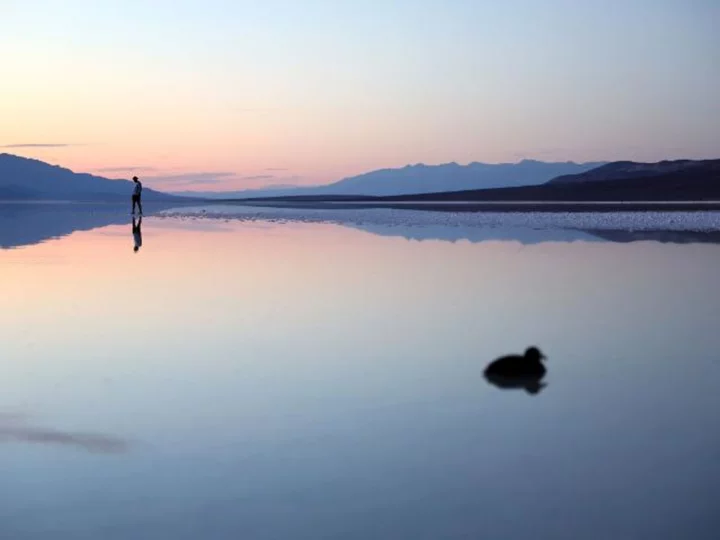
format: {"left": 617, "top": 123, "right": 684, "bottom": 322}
{"left": 1, "top": 0, "right": 719, "bottom": 192}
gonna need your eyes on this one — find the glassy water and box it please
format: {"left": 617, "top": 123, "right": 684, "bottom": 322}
{"left": 2, "top": 206, "right": 719, "bottom": 539}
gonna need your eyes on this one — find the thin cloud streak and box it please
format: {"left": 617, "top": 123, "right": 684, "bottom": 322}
{"left": 181, "top": 174, "right": 307, "bottom": 192}
{"left": 240, "top": 174, "right": 275, "bottom": 181}
{"left": 144, "top": 172, "right": 236, "bottom": 186}
{"left": 1, "top": 143, "right": 78, "bottom": 148}
{"left": 96, "top": 166, "right": 158, "bottom": 173}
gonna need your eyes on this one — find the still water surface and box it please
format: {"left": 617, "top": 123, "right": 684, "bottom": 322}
{"left": 1, "top": 211, "right": 719, "bottom": 539}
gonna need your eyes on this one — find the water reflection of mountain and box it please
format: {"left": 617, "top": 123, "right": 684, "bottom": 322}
{"left": 350, "top": 223, "right": 601, "bottom": 244}
{"left": 0, "top": 203, "right": 176, "bottom": 249}
{"left": 2, "top": 202, "right": 720, "bottom": 249}
{"left": 350, "top": 223, "right": 720, "bottom": 245}
{"left": 582, "top": 229, "right": 720, "bottom": 244}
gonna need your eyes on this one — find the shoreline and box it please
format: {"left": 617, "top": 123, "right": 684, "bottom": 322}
{"left": 4, "top": 198, "right": 720, "bottom": 214}
{"left": 224, "top": 199, "right": 720, "bottom": 213}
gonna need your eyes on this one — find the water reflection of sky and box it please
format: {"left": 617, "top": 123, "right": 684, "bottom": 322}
{"left": 3, "top": 202, "right": 720, "bottom": 250}
{"left": 1, "top": 213, "right": 719, "bottom": 539}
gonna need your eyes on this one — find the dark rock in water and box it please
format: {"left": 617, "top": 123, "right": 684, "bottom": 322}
{"left": 484, "top": 347, "right": 548, "bottom": 395}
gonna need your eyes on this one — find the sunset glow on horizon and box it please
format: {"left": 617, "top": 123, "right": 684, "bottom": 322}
{"left": 2, "top": 0, "right": 719, "bottom": 192}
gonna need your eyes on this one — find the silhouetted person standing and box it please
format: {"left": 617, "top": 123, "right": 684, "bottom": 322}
{"left": 131, "top": 176, "right": 143, "bottom": 215}
{"left": 132, "top": 215, "right": 143, "bottom": 252}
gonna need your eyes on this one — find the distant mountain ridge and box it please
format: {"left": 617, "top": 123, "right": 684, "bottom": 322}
{"left": 0, "top": 153, "right": 182, "bottom": 201}
{"left": 5, "top": 153, "right": 717, "bottom": 203}
{"left": 550, "top": 159, "right": 720, "bottom": 184}
{"left": 319, "top": 160, "right": 607, "bottom": 196}
{"left": 6, "top": 154, "right": 606, "bottom": 201}
{"left": 367, "top": 159, "right": 720, "bottom": 202}
{"left": 175, "top": 160, "right": 607, "bottom": 199}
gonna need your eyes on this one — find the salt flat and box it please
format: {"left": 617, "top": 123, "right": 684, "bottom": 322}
{"left": 159, "top": 204, "right": 720, "bottom": 232}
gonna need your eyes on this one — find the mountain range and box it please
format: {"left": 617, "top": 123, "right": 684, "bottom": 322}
{"left": 174, "top": 160, "right": 606, "bottom": 199}
{"left": 2, "top": 153, "right": 718, "bottom": 203}
{"left": 0, "top": 154, "right": 181, "bottom": 201}
{"left": 317, "top": 160, "right": 607, "bottom": 196}
{"left": 360, "top": 159, "right": 720, "bottom": 202}
{"left": 2, "top": 154, "right": 604, "bottom": 201}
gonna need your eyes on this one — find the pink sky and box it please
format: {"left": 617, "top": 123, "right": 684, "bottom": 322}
{"left": 2, "top": 1, "right": 718, "bottom": 192}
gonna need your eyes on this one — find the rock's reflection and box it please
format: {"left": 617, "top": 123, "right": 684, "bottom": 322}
{"left": 484, "top": 373, "right": 548, "bottom": 395}
{"left": 0, "top": 413, "right": 128, "bottom": 454}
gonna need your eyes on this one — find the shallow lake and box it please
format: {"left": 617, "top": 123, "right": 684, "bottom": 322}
{"left": 2, "top": 204, "right": 719, "bottom": 539}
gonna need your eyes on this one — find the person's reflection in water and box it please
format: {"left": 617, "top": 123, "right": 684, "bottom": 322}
{"left": 132, "top": 215, "right": 143, "bottom": 253}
